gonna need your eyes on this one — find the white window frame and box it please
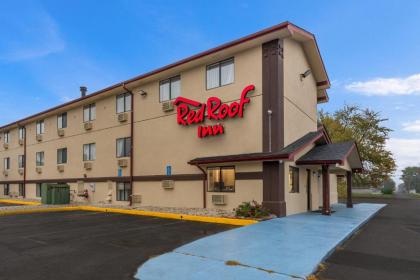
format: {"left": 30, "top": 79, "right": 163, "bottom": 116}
{"left": 18, "top": 155, "right": 24, "bottom": 169}
{"left": 159, "top": 76, "right": 181, "bottom": 102}
{"left": 83, "top": 104, "right": 96, "bottom": 122}
{"left": 36, "top": 152, "right": 44, "bottom": 167}
{"left": 4, "top": 157, "right": 10, "bottom": 170}
{"left": 206, "top": 58, "right": 235, "bottom": 90}
{"left": 57, "top": 148, "right": 67, "bottom": 164}
{"left": 18, "top": 127, "right": 25, "bottom": 140}
{"left": 116, "top": 137, "right": 131, "bottom": 158}
{"left": 36, "top": 120, "right": 45, "bottom": 135}
{"left": 57, "top": 112, "right": 67, "bottom": 129}
{"left": 83, "top": 143, "right": 96, "bottom": 161}
{"left": 116, "top": 93, "right": 132, "bottom": 113}
{"left": 4, "top": 131, "right": 9, "bottom": 144}
{"left": 116, "top": 182, "right": 131, "bottom": 201}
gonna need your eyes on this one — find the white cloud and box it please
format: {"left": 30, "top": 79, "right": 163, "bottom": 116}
{"left": 0, "top": 9, "right": 65, "bottom": 61}
{"left": 402, "top": 120, "right": 420, "bottom": 132}
{"left": 386, "top": 138, "right": 420, "bottom": 182}
{"left": 345, "top": 74, "right": 420, "bottom": 96}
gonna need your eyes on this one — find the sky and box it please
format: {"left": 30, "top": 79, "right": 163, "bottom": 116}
{"left": 1, "top": 0, "right": 419, "bottom": 183}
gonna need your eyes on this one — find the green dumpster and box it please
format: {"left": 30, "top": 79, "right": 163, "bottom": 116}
{"left": 41, "top": 183, "right": 70, "bottom": 205}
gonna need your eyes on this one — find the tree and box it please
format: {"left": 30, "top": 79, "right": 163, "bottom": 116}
{"left": 400, "top": 166, "right": 420, "bottom": 192}
{"left": 383, "top": 178, "right": 396, "bottom": 190}
{"left": 319, "top": 105, "right": 396, "bottom": 188}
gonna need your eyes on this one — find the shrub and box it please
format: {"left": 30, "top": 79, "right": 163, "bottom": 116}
{"left": 381, "top": 185, "right": 394, "bottom": 195}
{"left": 235, "top": 201, "right": 270, "bottom": 218}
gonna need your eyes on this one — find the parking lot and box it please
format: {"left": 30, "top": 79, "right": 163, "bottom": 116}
{"left": 0, "top": 210, "right": 236, "bottom": 280}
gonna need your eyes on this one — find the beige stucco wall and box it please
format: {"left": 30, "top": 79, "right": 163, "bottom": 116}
{"left": 283, "top": 38, "right": 318, "bottom": 146}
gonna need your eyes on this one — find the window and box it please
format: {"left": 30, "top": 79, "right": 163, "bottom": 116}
{"left": 116, "top": 93, "right": 132, "bottom": 113}
{"left": 36, "top": 120, "right": 45, "bottom": 135}
{"left": 18, "top": 155, "right": 24, "bottom": 169}
{"left": 207, "top": 166, "right": 235, "bottom": 192}
{"left": 57, "top": 112, "right": 67, "bottom": 129}
{"left": 83, "top": 104, "right": 96, "bottom": 122}
{"left": 3, "top": 131, "right": 9, "bottom": 144}
{"left": 36, "top": 152, "right": 44, "bottom": 166}
{"left": 206, "top": 58, "right": 234, "bottom": 90}
{"left": 36, "top": 183, "right": 42, "bottom": 197}
{"left": 19, "top": 183, "right": 25, "bottom": 197}
{"left": 116, "top": 182, "right": 131, "bottom": 201}
{"left": 3, "top": 157, "right": 10, "bottom": 170}
{"left": 83, "top": 143, "right": 96, "bottom": 161}
{"left": 18, "top": 127, "right": 25, "bottom": 140}
{"left": 57, "top": 148, "right": 67, "bottom": 164}
{"left": 116, "top": 137, "right": 131, "bottom": 158}
{"left": 159, "top": 76, "right": 181, "bottom": 102}
{"left": 4, "top": 184, "right": 9, "bottom": 196}
{"left": 288, "top": 166, "right": 300, "bottom": 193}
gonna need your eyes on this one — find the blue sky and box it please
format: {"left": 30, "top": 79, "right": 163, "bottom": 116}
{"left": 1, "top": 0, "right": 419, "bottom": 182}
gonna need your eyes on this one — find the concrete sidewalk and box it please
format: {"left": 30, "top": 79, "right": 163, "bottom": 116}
{"left": 135, "top": 203, "right": 386, "bottom": 280}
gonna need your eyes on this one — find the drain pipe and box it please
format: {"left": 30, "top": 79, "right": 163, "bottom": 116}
{"left": 122, "top": 83, "right": 134, "bottom": 206}
{"left": 193, "top": 164, "right": 207, "bottom": 208}
{"left": 21, "top": 124, "right": 26, "bottom": 198}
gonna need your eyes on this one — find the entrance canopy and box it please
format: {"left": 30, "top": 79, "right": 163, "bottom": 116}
{"left": 296, "top": 141, "right": 363, "bottom": 174}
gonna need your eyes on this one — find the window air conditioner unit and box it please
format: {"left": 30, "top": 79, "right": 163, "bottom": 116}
{"left": 18, "top": 139, "right": 24, "bottom": 146}
{"left": 84, "top": 122, "right": 93, "bottom": 130}
{"left": 18, "top": 168, "right": 24, "bottom": 175}
{"left": 118, "top": 113, "right": 128, "bottom": 122}
{"left": 162, "top": 101, "right": 174, "bottom": 112}
{"left": 57, "top": 129, "right": 65, "bottom": 137}
{"left": 162, "top": 180, "right": 175, "bottom": 189}
{"left": 3, "top": 143, "right": 8, "bottom": 149}
{"left": 36, "top": 134, "right": 43, "bottom": 142}
{"left": 57, "top": 165, "right": 65, "bottom": 172}
{"left": 84, "top": 162, "right": 92, "bottom": 170}
{"left": 118, "top": 159, "right": 128, "bottom": 167}
{"left": 3, "top": 170, "right": 8, "bottom": 177}
{"left": 212, "top": 194, "right": 226, "bottom": 205}
{"left": 36, "top": 167, "right": 42, "bottom": 174}
{"left": 131, "top": 194, "right": 142, "bottom": 204}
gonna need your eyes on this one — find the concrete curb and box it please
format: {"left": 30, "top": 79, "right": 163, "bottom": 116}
{"left": 0, "top": 199, "right": 41, "bottom": 205}
{"left": 0, "top": 203, "right": 257, "bottom": 226}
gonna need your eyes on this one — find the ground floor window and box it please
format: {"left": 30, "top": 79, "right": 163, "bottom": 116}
{"left": 207, "top": 166, "right": 235, "bottom": 192}
{"left": 19, "top": 183, "right": 25, "bottom": 197}
{"left": 288, "top": 166, "right": 300, "bottom": 193}
{"left": 36, "top": 184, "right": 42, "bottom": 197}
{"left": 4, "top": 184, "right": 9, "bottom": 196}
{"left": 116, "top": 182, "right": 131, "bottom": 201}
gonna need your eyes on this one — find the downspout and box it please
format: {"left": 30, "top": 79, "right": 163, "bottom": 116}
{"left": 193, "top": 164, "right": 207, "bottom": 208}
{"left": 19, "top": 124, "right": 27, "bottom": 198}
{"left": 122, "top": 83, "right": 134, "bottom": 206}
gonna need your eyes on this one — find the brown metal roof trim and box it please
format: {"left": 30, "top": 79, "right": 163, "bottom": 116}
{"left": 189, "top": 131, "right": 326, "bottom": 165}
{"left": 0, "top": 21, "right": 329, "bottom": 130}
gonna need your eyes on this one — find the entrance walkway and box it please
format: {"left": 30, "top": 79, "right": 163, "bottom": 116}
{"left": 135, "top": 203, "right": 385, "bottom": 280}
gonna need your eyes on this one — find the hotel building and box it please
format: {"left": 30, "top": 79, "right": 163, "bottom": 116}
{"left": 0, "top": 22, "right": 361, "bottom": 216}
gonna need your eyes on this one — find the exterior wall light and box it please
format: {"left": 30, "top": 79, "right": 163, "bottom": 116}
{"left": 139, "top": 90, "right": 147, "bottom": 97}
{"left": 300, "top": 69, "right": 312, "bottom": 81}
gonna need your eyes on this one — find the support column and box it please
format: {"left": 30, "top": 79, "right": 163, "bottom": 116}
{"left": 261, "top": 39, "right": 286, "bottom": 217}
{"left": 346, "top": 171, "right": 353, "bottom": 208}
{"left": 322, "top": 165, "right": 331, "bottom": 215}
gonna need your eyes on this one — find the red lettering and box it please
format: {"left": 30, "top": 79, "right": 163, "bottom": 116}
{"left": 207, "top": 97, "right": 221, "bottom": 120}
{"left": 174, "top": 85, "right": 255, "bottom": 138}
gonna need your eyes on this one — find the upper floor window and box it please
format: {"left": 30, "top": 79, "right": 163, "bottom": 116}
{"left": 207, "top": 166, "right": 235, "bottom": 192}
{"left": 116, "top": 93, "right": 132, "bottom": 113}
{"left": 83, "top": 104, "right": 96, "bottom": 122}
{"left": 36, "top": 120, "right": 45, "bottom": 135}
{"left": 159, "top": 76, "right": 181, "bottom": 102}
{"left": 83, "top": 143, "right": 96, "bottom": 161}
{"left": 3, "top": 157, "right": 10, "bottom": 170}
{"left": 288, "top": 166, "right": 299, "bottom": 193}
{"left": 18, "top": 127, "right": 25, "bottom": 140}
{"left": 3, "top": 131, "right": 9, "bottom": 144}
{"left": 57, "top": 113, "right": 67, "bottom": 129}
{"left": 36, "top": 152, "right": 44, "bottom": 166}
{"left": 18, "top": 155, "right": 24, "bottom": 169}
{"left": 57, "top": 148, "right": 67, "bottom": 164}
{"left": 116, "top": 137, "right": 131, "bottom": 158}
{"left": 206, "top": 58, "right": 234, "bottom": 90}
